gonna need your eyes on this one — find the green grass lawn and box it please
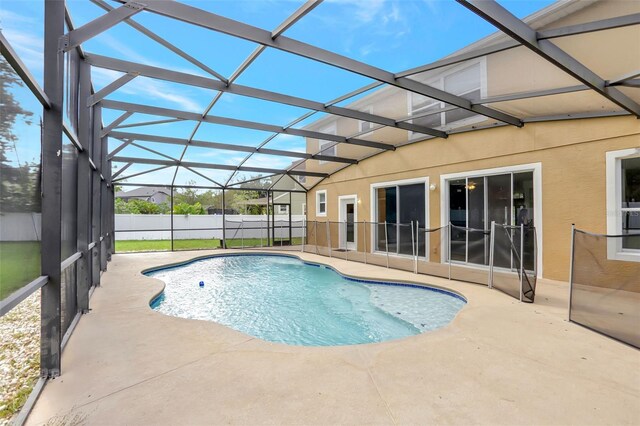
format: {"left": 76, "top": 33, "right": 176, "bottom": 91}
{"left": 0, "top": 238, "right": 305, "bottom": 298}
{"left": 115, "top": 237, "right": 303, "bottom": 253}
{"left": 0, "top": 242, "right": 41, "bottom": 301}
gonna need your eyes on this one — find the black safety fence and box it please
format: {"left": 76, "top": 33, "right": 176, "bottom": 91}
{"left": 223, "top": 218, "right": 306, "bottom": 250}
{"left": 489, "top": 223, "right": 538, "bottom": 303}
{"left": 301, "top": 221, "right": 539, "bottom": 295}
{"left": 569, "top": 228, "right": 640, "bottom": 348}
{"left": 449, "top": 224, "right": 492, "bottom": 285}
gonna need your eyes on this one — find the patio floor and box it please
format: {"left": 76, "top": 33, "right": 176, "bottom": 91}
{"left": 27, "top": 250, "right": 639, "bottom": 425}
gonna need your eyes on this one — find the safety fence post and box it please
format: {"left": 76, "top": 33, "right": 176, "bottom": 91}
{"left": 363, "top": 221, "right": 368, "bottom": 265}
{"left": 448, "top": 222, "right": 452, "bottom": 280}
{"left": 326, "top": 222, "right": 332, "bottom": 258}
{"left": 345, "top": 221, "right": 349, "bottom": 262}
{"left": 384, "top": 221, "right": 389, "bottom": 268}
{"left": 411, "top": 221, "right": 416, "bottom": 274}
{"left": 568, "top": 224, "right": 576, "bottom": 321}
{"left": 314, "top": 221, "right": 319, "bottom": 254}
{"left": 519, "top": 223, "right": 524, "bottom": 302}
{"left": 489, "top": 221, "right": 495, "bottom": 288}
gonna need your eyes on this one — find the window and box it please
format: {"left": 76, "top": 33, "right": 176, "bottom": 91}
{"left": 359, "top": 106, "right": 373, "bottom": 134}
{"left": 318, "top": 124, "right": 337, "bottom": 164}
{"left": 408, "top": 60, "right": 485, "bottom": 137}
{"left": 606, "top": 148, "right": 640, "bottom": 260}
{"left": 316, "top": 190, "right": 327, "bottom": 216}
{"left": 276, "top": 205, "right": 289, "bottom": 214}
{"left": 372, "top": 178, "right": 427, "bottom": 257}
{"left": 441, "top": 163, "right": 542, "bottom": 273}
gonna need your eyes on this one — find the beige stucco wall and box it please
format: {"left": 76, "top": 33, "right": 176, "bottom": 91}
{"left": 306, "top": 116, "right": 640, "bottom": 282}
{"left": 301, "top": 0, "right": 640, "bottom": 170}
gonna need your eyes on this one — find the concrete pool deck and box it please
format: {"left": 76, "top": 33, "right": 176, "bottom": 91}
{"left": 27, "top": 250, "right": 639, "bottom": 425}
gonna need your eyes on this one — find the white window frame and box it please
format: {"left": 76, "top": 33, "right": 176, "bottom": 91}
{"left": 407, "top": 58, "right": 487, "bottom": 140}
{"left": 318, "top": 123, "right": 337, "bottom": 165}
{"left": 316, "top": 190, "right": 327, "bottom": 217}
{"left": 606, "top": 148, "right": 640, "bottom": 262}
{"left": 276, "top": 204, "right": 288, "bottom": 215}
{"left": 440, "top": 162, "right": 543, "bottom": 277}
{"left": 370, "top": 177, "right": 429, "bottom": 259}
{"left": 358, "top": 106, "right": 374, "bottom": 134}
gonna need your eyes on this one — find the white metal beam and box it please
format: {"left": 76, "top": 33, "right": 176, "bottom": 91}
{"left": 101, "top": 99, "right": 395, "bottom": 151}
{"left": 61, "top": 1, "right": 145, "bottom": 52}
{"left": 110, "top": 155, "right": 330, "bottom": 178}
{"left": 109, "top": 131, "right": 358, "bottom": 164}
{"left": 112, "top": 0, "right": 523, "bottom": 127}
{"left": 85, "top": 53, "right": 446, "bottom": 138}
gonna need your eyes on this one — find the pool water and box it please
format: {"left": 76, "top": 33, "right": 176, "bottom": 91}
{"left": 146, "top": 255, "right": 465, "bottom": 346}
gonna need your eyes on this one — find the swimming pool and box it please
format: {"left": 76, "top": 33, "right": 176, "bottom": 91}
{"left": 146, "top": 254, "right": 465, "bottom": 346}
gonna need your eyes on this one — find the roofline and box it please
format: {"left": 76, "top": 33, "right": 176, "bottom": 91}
{"left": 305, "top": 0, "right": 594, "bottom": 130}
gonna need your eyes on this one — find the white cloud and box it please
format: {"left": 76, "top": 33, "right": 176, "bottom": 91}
{"left": 97, "top": 33, "right": 211, "bottom": 78}
{"left": 91, "top": 68, "right": 206, "bottom": 112}
{"left": 324, "top": 0, "right": 405, "bottom": 27}
{"left": 1, "top": 28, "right": 44, "bottom": 75}
{"left": 0, "top": 8, "right": 38, "bottom": 26}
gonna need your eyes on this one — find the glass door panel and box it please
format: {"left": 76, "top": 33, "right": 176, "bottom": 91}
{"left": 487, "top": 173, "right": 512, "bottom": 268}
{"left": 346, "top": 203, "right": 355, "bottom": 248}
{"left": 449, "top": 179, "right": 467, "bottom": 262}
{"left": 398, "top": 183, "right": 425, "bottom": 256}
{"left": 514, "top": 171, "right": 535, "bottom": 270}
{"left": 376, "top": 187, "right": 396, "bottom": 252}
{"left": 467, "top": 177, "right": 487, "bottom": 265}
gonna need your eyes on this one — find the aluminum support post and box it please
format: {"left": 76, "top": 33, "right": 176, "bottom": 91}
{"left": 40, "top": 0, "right": 65, "bottom": 378}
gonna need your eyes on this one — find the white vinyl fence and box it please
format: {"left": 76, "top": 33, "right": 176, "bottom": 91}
{"left": 114, "top": 214, "right": 306, "bottom": 240}
{"left": 0, "top": 213, "right": 42, "bottom": 241}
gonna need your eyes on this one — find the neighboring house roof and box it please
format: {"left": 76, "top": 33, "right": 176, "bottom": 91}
{"left": 115, "top": 186, "right": 171, "bottom": 198}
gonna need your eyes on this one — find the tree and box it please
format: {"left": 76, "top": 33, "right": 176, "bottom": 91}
{"left": 173, "top": 202, "right": 205, "bottom": 215}
{"left": 115, "top": 198, "right": 162, "bottom": 214}
{"left": 226, "top": 174, "right": 272, "bottom": 214}
{"left": 0, "top": 57, "right": 40, "bottom": 213}
{"left": 173, "top": 180, "right": 221, "bottom": 212}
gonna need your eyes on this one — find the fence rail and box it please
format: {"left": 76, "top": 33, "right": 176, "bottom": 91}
{"left": 301, "top": 220, "right": 538, "bottom": 302}
{"left": 569, "top": 226, "right": 640, "bottom": 348}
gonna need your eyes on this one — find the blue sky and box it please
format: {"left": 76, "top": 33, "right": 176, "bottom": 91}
{"left": 1, "top": 0, "right": 555, "bottom": 185}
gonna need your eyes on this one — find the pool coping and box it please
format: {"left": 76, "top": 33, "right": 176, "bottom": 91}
{"left": 25, "top": 249, "right": 640, "bottom": 426}
{"left": 142, "top": 252, "right": 468, "bottom": 311}
{"left": 141, "top": 252, "right": 467, "bottom": 345}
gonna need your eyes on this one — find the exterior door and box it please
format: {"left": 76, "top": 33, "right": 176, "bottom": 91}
{"left": 339, "top": 196, "right": 357, "bottom": 250}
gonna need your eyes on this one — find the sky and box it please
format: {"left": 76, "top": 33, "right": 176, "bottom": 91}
{"left": 1, "top": 0, "right": 555, "bottom": 186}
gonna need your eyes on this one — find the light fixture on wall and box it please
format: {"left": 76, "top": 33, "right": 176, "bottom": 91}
{"left": 429, "top": 183, "right": 437, "bottom": 191}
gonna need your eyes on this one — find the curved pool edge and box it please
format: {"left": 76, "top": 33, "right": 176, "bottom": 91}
{"left": 141, "top": 251, "right": 468, "bottom": 309}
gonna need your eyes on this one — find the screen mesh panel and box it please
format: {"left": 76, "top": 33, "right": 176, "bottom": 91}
{"left": 570, "top": 230, "right": 640, "bottom": 348}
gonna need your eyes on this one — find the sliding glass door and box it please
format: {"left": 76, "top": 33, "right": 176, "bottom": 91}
{"left": 375, "top": 181, "right": 426, "bottom": 257}
{"left": 447, "top": 171, "right": 535, "bottom": 269}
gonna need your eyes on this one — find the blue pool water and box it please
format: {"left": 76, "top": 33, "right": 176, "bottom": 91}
{"left": 146, "top": 255, "right": 465, "bottom": 346}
